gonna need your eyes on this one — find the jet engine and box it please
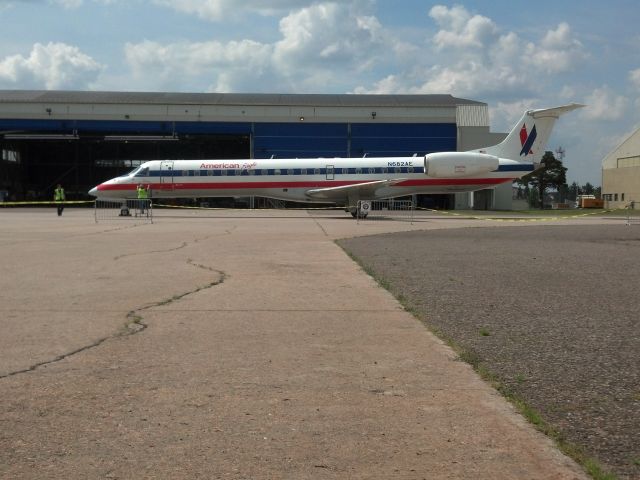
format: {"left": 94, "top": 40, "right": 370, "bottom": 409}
{"left": 424, "top": 152, "right": 499, "bottom": 178}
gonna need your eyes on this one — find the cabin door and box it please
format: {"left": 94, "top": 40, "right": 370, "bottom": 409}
{"left": 326, "top": 165, "right": 334, "bottom": 181}
{"left": 159, "top": 161, "right": 175, "bottom": 194}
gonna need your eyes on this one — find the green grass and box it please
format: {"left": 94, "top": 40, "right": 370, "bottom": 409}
{"left": 340, "top": 243, "right": 621, "bottom": 480}
{"left": 428, "top": 208, "right": 640, "bottom": 218}
{"left": 515, "top": 373, "right": 527, "bottom": 384}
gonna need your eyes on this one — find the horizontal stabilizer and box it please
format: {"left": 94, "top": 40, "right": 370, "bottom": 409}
{"left": 530, "top": 103, "right": 585, "bottom": 118}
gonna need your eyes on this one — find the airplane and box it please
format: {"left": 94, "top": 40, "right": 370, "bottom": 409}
{"left": 89, "top": 103, "right": 583, "bottom": 216}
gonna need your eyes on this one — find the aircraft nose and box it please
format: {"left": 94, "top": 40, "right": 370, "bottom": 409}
{"left": 88, "top": 186, "right": 98, "bottom": 197}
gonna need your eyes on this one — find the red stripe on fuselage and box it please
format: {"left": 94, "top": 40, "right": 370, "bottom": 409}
{"left": 97, "top": 177, "right": 512, "bottom": 191}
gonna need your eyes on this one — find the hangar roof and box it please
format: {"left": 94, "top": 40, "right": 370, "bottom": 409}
{"left": 0, "top": 90, "right": 485, "bottom": 108}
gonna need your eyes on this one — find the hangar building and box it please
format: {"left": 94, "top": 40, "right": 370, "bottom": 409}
{"left": 0, "top": 90, "right": 509, "bottom": 208}
{"left": 602, "top": 127, "right": 640, "bottom": 208}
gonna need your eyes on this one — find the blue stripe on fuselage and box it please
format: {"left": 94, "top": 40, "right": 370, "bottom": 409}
{"left": 495, "top": 164, "right": 534, "bottom": 172}
{"left": 136, "top": 166, "right": 427, "bottom": 178}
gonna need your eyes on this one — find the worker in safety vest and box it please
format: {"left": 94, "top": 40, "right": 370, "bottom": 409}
{"left": 54, "top": 184, "right": 65, "bottom": 216}
{"left": 137, "top": 184, "right": 149, "bottom": 215}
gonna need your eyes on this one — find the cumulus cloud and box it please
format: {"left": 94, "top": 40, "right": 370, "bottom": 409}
{"left": 416, "top": 63, "right": 530, "bottom": 97}
{"left": 124, "top": 39, "right": 273, "bottom": 92}
{"left": 429, "top": 4, "right": 498, "bottom": 50}
{"left": 352, "top": 74, "right": 404, "bottom": 95}
{"left": 582, "top": 86, "right": 627, "bottom": 121}
{"left": 355, "top": 5, "right": 586, "bottom": 101}
{"left": 120, "top": 2, "right": 588, "bottom": 98}
{"left": 629, "top": 68, "right": 640, "bottom": 89}
{"left": 123, "top": 2, "right": 395, "bottom": 92}
{"left": 152, "top": 0, "right": 326, "bottom": 21}
{"left": 0, "top": 42, "right": 103, "bottom": 89}
{"left": 51, "top": 0, "right": 83, "bottom": 8}
{"left": 524, "top": 23, "right": 587, "bottom": 73}
{"left": 274, "top": 3, "right": 385, "bottom": 73}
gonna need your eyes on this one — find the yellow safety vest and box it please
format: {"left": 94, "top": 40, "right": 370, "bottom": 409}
{"left": 137, "top": 186, "right": 148, "bottom": 199}
{"left": 54, "top": 187, "right": 65, "bottom": 201}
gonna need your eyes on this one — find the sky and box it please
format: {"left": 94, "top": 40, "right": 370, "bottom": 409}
{"left": 1, "top": 0, "right": 639, "bottom": 185}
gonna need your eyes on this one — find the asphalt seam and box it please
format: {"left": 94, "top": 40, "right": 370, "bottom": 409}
{"left": 146, "top": 309, "right": 403, "bottom": 312}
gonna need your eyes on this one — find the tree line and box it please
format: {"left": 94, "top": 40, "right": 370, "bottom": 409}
{"left": 513, "top": 151, "right": 600, "bottom": 209}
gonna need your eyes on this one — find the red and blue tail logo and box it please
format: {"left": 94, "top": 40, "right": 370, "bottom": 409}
{"left": 519, "top": 123, "right": 537, "bottom": 156}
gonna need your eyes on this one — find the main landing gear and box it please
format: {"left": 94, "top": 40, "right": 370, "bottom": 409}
{"left": 347, "top": 200, "right": 371, "bottom": 219}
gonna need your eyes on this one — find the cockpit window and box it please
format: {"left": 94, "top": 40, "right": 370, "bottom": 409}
{"left": 133, "top": 167, "right": 150, "bottom": 177}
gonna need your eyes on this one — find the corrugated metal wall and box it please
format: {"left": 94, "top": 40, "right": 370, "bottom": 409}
{"left": 456, "top": 105, "right": 489, "bottom": 127}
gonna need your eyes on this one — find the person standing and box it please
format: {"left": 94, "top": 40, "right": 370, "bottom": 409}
{"left": 136, "top": 183, "right": 149, "bottom": 216}
{"left": 54, "top": 184, "right": 65, "bottom": 216}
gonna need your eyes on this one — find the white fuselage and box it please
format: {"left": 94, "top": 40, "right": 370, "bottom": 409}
{"left": 90, "top": 156, "right": 533, "bottom": 203}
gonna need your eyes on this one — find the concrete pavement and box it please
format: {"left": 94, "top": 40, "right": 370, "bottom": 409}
{"left": 0, "top": 207, "right": 600, "bottom": 479}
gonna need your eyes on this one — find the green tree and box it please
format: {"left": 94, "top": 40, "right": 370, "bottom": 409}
{"left": 582, "top": 182, "right": 595, "bottom": 195}
{"left": 593, "top": 186, "right": 601, "bottom": 198}
{"left": 518, "top": 151, "right": 567, "bottom": 209}
{"left": 568, "top": 181, "right": 580, "bottom": 201}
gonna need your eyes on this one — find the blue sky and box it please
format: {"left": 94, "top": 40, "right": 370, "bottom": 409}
{"left": 1, "top": 0, "right": 640, "bottom": 185}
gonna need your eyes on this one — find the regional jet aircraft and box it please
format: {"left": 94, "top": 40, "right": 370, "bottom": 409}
{"left": 89, "top": 104, "right": 583, "bottom": 216}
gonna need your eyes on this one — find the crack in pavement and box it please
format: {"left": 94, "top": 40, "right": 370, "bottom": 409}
{"left": 0, "top": 261, "right": 227, "bottom": 380}
{"left": 113, "top": 229, "right": 236, "bottom": 261}
{"left": 113, "top": 241, "right": 188, "bottom": 261}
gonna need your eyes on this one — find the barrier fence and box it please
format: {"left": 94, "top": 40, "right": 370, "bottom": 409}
{"left": 626, "top": 206, "right": 639, "bottom": 226}
{"left": 94, "top": 199, "right": 153, "bottom": 223}
{"left": 356, "top": 199, "right": 414, "bottom": 223}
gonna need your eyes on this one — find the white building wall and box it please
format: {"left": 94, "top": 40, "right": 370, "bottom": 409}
{"left": 602, "top": 128, "right": 640, "bottom": 208}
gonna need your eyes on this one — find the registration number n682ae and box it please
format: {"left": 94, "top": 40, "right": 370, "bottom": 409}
{"left": 387, "top": 161, "right": 413, "bottom": 167}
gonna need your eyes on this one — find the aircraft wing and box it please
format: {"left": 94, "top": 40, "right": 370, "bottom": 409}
{"left": 305, "top": 179, "right": 404, "bottom": 201}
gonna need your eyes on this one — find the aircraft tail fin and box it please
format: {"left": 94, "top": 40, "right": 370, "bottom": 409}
{"left": 478, "top": 104, "right": 584, "bottom": 163}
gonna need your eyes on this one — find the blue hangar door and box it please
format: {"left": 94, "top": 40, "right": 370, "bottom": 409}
{"left": 251, "top": 122, "right": 456, "bottom": 159}
{"left": 252, "top": 123, "right": 349, "bottom": 159}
